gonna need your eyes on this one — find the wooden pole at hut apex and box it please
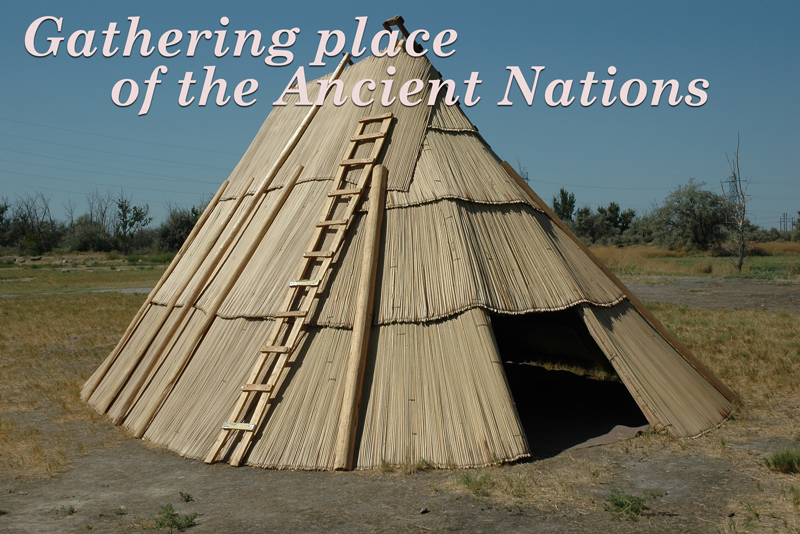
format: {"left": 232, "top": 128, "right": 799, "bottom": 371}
{"left": 334, "top": 164, "right": 388, "bottom": 471}
{"left": 130, "top": 166, "right": 303, "bottom": 438}
{"left": 500, "top": 161, "right": 737, "bottom": 403}
{"left": 81, "top": 179, "right": 230, "bottom": 402}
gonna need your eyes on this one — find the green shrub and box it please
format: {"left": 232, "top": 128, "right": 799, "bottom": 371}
{"left": 764, "top": 448, "right": 800, "bottom": 474}
{"left": 150, "top": 503, "right": 197, "bottom": 531}
{"left": 157, "top": 205, "right": 201, "bottom": 252}
{"left": 61, "top": 216, "right": 113, "bottom": 252}
{"left": 460, "top": 470, "right": 495, "bottom": 497}
{"left": 400, "top": 458, "right": 435, "bottom": 474}
{"left": 605, "top": 488, "right": 662, "bottom": 521}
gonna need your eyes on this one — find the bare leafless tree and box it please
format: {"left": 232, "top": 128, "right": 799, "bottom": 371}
{"left": 64, "top": 198, "right": 77, "bottom": 235}
{"left": 0, "top": 196, "right": 11, "bottom": 247}
{"left": 721, "top": 134, "right": 750, "bottom": 273}
{"left": 86, "top": 188, "right": 115, "bottom": 233}
{"left": 13, "top": 192, "right": 63, "bottom": 252}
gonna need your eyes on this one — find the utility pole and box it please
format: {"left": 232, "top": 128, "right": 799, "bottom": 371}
{"left": 779, "top": 213, "right": 795, "bottom": 232}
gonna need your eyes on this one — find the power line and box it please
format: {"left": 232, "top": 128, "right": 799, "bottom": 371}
{"left": 10, "top": 103, "right": 253, "bottom": 139}
{"left": 0, "top": 179, "right": 173, "bottom": 207}
{"left": 0, "top": 149, "right": 221, "bottom": 185}
{"left": 0, "top": 132, "right": 233, "bottom": 171}
{"left": 1, "top": 169, "right": 211, "bottom": 197}
{"left": 0, "top": 159, "right": 212, "bottom": 193}
{"left": 529, "top": 177, "right": 672, "bottom": 191}
{"left": 0, "top": 116, "right": 241, "bottom": 156}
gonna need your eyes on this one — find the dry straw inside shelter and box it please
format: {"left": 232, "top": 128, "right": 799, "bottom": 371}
{"left": 82, "top": 31, "right": 735, "bottom": 471}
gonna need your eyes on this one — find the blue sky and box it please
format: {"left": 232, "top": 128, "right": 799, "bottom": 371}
{"left": 1, "top": 1, "right": 798, "bottom": 228}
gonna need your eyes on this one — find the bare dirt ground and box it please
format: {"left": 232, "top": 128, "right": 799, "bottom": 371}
{"left": 1, "top": 277, "right": 799, "bottom": 533}
{"left": 4, "top": 433, "right": 795, "bottom": 534}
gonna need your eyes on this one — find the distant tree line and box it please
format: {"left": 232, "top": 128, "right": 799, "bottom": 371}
{"left": 0, "top": 189, "right": 203, "bottom": 256}
{"left": 552, "top": 179, "right": 800, "bottom": 251}
{"left": 0, "top": 180, "right": 797, "bottom": 258}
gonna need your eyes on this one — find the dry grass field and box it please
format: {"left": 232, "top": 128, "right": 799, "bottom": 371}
{"left": 0, "top": 255, "right": 165, "bottom": 296}
{"left": 0, "top": 292, "right": 138, "bottom": 476}
{"left": 593, "top": 243, "right": 800, "bottom": 278}
{"left": 0, "top": 249, "right": 798, "bottom": 532}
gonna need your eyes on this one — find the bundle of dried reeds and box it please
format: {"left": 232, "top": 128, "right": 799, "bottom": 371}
{"left": 582, "top": 302, "right": 732, "bottom": 437}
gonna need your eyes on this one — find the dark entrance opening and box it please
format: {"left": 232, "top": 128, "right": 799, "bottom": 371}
{"left": 491, "top": 309, "right": 648, "bottom": 458}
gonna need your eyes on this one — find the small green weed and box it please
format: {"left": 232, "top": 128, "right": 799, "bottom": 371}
{"left": 114, "top": 507, "right": 127, "bottom": 516}
{"left": 763, "top": 448, "right": 800, "bottom": 474}
{"left": 417, "top": 458, "right": 435, "bottom": 471}
{"left": 460, "top": 470, "right": 495, "bottom": 497}
{"left": 0, "top": 509, "right": 8, "bottom": 515}
{"left": 781, "top": 485, "right": 800, "bottom": 506}
{"left": 742, "top": 501, "right": 760, "bottom": 527}
{"left": 400, "top": 458, "right": 435, "bottom": 474}
{"left": 149, "top": 503, "right": 197, "bottom": 532}
{"left": 605, "top": 488, "right": 662, "bottom": 521}
{"left": 179, "top": 492, "right": 194, "bottom": 503}
{"left": 503, "top": 473, "right": 528, "bottom": 499}
{"left": 379, "top": 458, "right": 393, "bottom": 473}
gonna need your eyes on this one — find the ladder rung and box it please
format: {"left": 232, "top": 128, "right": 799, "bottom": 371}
{"left": 351, "top": 132, "right": 385, "bottom": 142}
{"left": 274, "top": 310, "right": 307, "bottom": 318}
{"left": 260, "top": 345, "right": 290, "bottom": 353}
{"left": 289, "top": 280, "right": 320, "bottom": 287}
{"left": 241, "top": 384, "right": 272, "bottom": 393}
{"left": 328, "top": 188, "right": 361, "bottom": 197}
{"left": 358, "top": 112, "right": 393, "bottom": 123}
{"left": 303, "top": 251, "right": 334, "bottom": 258}
{"left": 340, "top": 158, "right": 374, "bottom": 166}
{"left": 316, "top": 219, "right": 348, "bottom": 227}
{"left": 222, "top": 422, "right": 255, "bottom": 431}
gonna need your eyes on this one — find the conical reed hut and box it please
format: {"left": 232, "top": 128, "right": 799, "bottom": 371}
{"left": 82, "top": 20, "right": 734, "bottom": 470}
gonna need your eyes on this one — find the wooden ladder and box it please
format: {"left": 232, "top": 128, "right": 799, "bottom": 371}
{"left": 205, "top": 112, "right": 394, "bottom": 466}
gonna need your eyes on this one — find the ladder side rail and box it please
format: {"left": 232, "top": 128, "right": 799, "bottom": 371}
{"left": 206, "top": 113, "right": 394, "bottom": 466}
